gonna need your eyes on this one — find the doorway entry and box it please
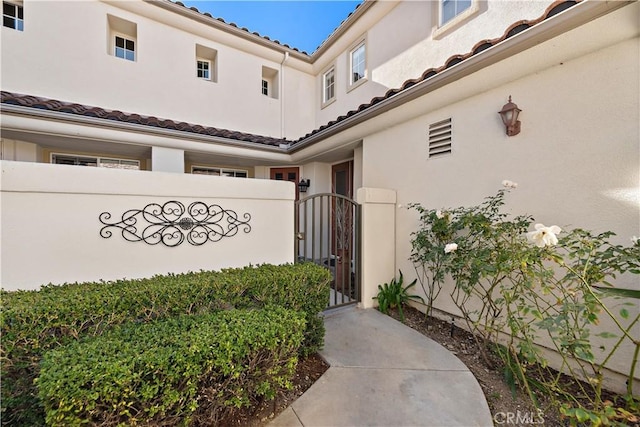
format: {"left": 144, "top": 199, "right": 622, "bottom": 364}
{"left": 294, "top": 160, "right": 359, "bottom": 308}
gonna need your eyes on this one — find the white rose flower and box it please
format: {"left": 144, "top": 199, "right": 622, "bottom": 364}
{"left": 527, "top": 224, "right": 562, "bottom": 247}
{"left": 502, "top": 180, "right": 518, "bottom": 189}
{"left": 436, "top": 210, "right": 445, "bottom": 219}
{"left": 444, "top": 243, "right": 458, "bottom": 254}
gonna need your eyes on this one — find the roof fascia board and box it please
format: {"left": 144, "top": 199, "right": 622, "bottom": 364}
{"left": 289, "top": 0, "right": 631, "bottom": 153}
{"left": 1, "top": 105, "right": 291, "bottom": 161}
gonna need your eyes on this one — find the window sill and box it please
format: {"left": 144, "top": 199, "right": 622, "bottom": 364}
{"left": 321, "top": 97, "right": 336, "bottom": 110}
{"left": 347, "top": 76, "right": 367, "bottom": 94}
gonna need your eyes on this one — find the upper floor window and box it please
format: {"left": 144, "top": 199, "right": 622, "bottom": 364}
{"left": 350, "top": 42, "right": 366, "bottom": 86}
{"left": 115, "top": 35, "right": 135, "bottom": 61}
{"left": 3, "top": 1, "right": 23, "bottom": 31}
{"left": 108, "top": 14, "right": 137, "bottom": 62}
{"left": 261, "top": 66, "right": 279, "bottom": 99}
{"left": 197, "top": 59, "right": 210, "bottom": 80}
{"left": 441, "top": 0, "right": 471, "bottom": 25}
{"left": 196, "top": 44, "right": 218, "bottom": 82}
{"left": 323, "top": 67, "right": 335, "bottom": 105}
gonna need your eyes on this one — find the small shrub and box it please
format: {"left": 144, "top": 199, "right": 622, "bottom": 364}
{"left": 36, "top": 307, "right": 305, "bottom": 426}
{"left": 409, "top": 183, "right": 640, "bottom": 425}
{"left": 374, "top": 270, "right": 424, "bottom": 322}
{"left": 1, "top": 263, "right": 331, "bottom": 426}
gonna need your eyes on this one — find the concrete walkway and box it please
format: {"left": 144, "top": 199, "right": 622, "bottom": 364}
{"left": 270, "top": 307, "right": 493, "bottom": 427}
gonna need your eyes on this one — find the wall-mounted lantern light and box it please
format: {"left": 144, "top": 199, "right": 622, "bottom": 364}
{"left": 298, "top": 178, "right": 311, "bottom": 193}
{"left": 498, "top": 96, "right": 522, "bottom": 136}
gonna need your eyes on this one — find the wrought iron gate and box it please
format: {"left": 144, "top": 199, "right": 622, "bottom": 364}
{"left": 295, "top": 193, "right": 361, "bottom": 308}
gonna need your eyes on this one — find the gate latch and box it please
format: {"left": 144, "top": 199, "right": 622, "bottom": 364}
{"left": 296, "top": 232, "right": 305, "bottom": 240}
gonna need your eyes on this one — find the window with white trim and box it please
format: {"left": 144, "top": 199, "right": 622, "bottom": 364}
{"left": 197, "top": 59, "right": 210, "bottom": 80}
{"left": 196, "top": 44, "right": 217, "bottom": 82}
{"left": 191, "top": 166, "right": 248, "bottom": 178}
{"left": 322, "top": 67, "right": 335, "bottom": 105}
{"left": 108, "top": 14, "right": 137, "bottom": 62}
{"left": 3, "top": 1, "right": 23, "bottom": 31}
{"left": 261, "top": 66, "right": 278, "bottom": 99}
{"left": 441, "top": 0, "right": 471, "bottom": 25}
{"left": 115, "top": 35, "right": 135, "bottom": 61}
{"left": 51, "top": 153, "right": 140, "bottom": 170}
{"left": 350, "top": 42, "right": 366, "bottom": 86}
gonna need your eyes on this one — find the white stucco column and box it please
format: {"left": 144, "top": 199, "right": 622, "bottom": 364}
{"left": 357, "top": 187, "right": 396, "bottom": 309}
{"left": 151, "top": 146, "right": 184, "bottom": 173}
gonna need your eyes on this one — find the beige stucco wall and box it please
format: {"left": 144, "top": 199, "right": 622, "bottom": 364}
{"left": 0, "top": 0, "right": 315, "bottom": 139}
{"left": 0, "top": 161, "right": 295, "bottom": 291}
{"left": 361, "top": 35, "right": 639, "bottom": 389}
{"left": 315, "top": 0, "right": 552, "bottom": 129}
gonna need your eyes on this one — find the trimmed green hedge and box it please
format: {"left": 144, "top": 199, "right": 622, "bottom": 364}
{"left": 37, "top": 307, "right": 305, "bottom": 426}
{"left": 1, "top": 263, "right": 331, "bottom": 426}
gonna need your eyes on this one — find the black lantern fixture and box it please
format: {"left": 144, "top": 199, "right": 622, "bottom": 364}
{"left": 498, "top": 96, "right": 522, "bottom": 136}
{"left": 298, "top": 178, "right": 311, "bottom": 193}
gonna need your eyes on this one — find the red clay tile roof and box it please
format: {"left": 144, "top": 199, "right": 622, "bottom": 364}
{"left": 0, "top": 91, "right": 289, "bottom": 147}
{"left": 0, "top": 1, "right": 579, "bottom": 150}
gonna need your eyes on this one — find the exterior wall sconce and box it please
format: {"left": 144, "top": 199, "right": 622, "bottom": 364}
{"left": 298, "top": 178, "right": 311, "bottom": 193}
{"left": 498, "top": 96, "right": 522, "bottom": 136}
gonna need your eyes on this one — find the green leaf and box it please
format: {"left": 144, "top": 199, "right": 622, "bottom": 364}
{"left": 595, "top": 332, "right": 617, "bottom": 339}
{"left": 593, "top": 286, "right": 640, "bottom": 299}
{"left": 574, "top": 408, "right": 590, "bottom": 422}
{"left": 620, "top": 308, "right": 629, "bottom": 319}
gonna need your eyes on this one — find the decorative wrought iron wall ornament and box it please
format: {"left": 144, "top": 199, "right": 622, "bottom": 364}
{"left": 99, "top": 201, "right": 251, "bottom": 247}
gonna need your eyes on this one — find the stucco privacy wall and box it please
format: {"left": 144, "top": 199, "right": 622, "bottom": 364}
{"left": 0, "top": 161, "right": 295, "bottom": 291}
{"left": 361, "top": 33, "right": 639, "bottom": 391}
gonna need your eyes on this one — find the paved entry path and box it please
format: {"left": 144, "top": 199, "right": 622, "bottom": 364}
{"left": 270, "top": 307, "right": 493, "bottom": 427}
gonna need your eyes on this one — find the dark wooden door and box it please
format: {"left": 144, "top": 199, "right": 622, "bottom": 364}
{"left": 271, "top": 167, "right": 300, "bottom": 200}
{"left": 331, "top": 161, "right": 353, "bottom": 298}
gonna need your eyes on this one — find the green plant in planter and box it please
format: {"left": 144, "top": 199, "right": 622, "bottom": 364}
{"left": 374, "top": 270, "right": 424, "bottom": 322}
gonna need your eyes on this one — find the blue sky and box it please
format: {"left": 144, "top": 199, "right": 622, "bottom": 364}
{"left": 181, "top": 1, "right": 362, "bottom": 54}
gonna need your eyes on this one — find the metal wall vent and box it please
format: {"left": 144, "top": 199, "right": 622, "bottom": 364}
{"left": 428, "top": 118, "right": 452, "bottom": 158}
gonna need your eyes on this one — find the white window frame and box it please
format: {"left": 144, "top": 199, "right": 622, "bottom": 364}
{"left": 114, "top": 34, "right": 135, "bottom": 61}
{"left": 261, "top": 65, "right": 279, "bottom": 99}
{"left": 108, "top": 14, "right": 137, "bottom": 62}
{"left": 195, "top": 44, "right": 218, "bottom": 82}
{"left": 441, "top": 0, "right": 471, "bottom": 25}
{"left": 191, "top": 166, "right": 248, "bottom": 178}
{"left": 51, "top": 153, "right": 140, "bottom": 170}
{"left": 2, "top": 1, "right": 23, "bottom": 31}
{"left": 433, "top": 0, "right": 480, "bottom": 39}
{"left": 322, "top": 66, "right": 336, "bottom": 107}
{"left": 347, "top": 39, "right": 367, "bottom": 91}
{"left": 196, "top": 59, "right": 211, "bottom": 80}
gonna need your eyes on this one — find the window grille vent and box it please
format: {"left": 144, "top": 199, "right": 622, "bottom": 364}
{"left": 428, "top": 118, "right": 452, "bottom": 158}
